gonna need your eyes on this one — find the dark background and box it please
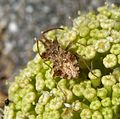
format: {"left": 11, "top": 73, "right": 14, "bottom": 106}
{"left": 0, "top": 0, "right": 119, "bottom": 107}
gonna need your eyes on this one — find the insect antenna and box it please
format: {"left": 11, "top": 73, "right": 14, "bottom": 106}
{"left": 57, "top": 83, "right": 67, "bottom": 102}
{"left": 41, "top": 27, "right": 64, "bottom": 34}
{"left": 36, "top": 38, "right": 52, "bottom": 69}
{"left": 41, "top": 27, "right": 64, "bottom": 46}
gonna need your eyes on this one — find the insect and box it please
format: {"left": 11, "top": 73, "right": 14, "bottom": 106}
{"left": 4, "top": 98, "right": 10, "bottom": 106}
{"left": 36, "top": 27, "right": 80, "bottom": 79}
{"left": 36, "top": 27, "right": 98, "bottom": 80}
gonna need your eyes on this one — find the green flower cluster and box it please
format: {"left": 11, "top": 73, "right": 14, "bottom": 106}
{"left": 4, "top": 4, "right": 120, "bottom": 119}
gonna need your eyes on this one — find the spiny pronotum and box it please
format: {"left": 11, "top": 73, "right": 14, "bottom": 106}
{"left": 36, "top": 27, "right": 80, "bottom": 79}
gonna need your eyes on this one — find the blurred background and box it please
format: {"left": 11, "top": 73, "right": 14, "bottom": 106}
{"left": 0, "top": 0, "right": 119, "bottom": 108}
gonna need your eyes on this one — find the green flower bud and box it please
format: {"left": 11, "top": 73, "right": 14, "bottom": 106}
{"left": 110, "top": 44, "right": 120, "bottom": 55}
{"left": 49, "top": 97, "right": 63, "bottom": 110}
{"left": 111, "top": 8, "right": 120, "bottom": 21}
{"left": 22, "top": 103, "right": 32, "bottom": 113}
{"left": 83, "top": 87, "right": 97, "bottom": 102}
{"left": 83, "top": 46, "right": 96, "bottom": 60}
{"left": 97, "top": 88, "right": 108, "bottom": 99}
{"left": 112, "top": 105, "right": 120, "bottom": 119}
{"left": 112, "top": 97, "right": 120, "bottom": 106}
{"left": 112, "top": 67, "right": 120, "bottom": 82}
{"left": 77, "top": 38, "right": 87, "bottom": 46}
{"left": 36, "top": 73, "right": 45, "bottom": 92}
{"left": 36, "top": 114, "right": 43, "bottom": 119}
{"left": 15, "top": 100, "right": 22, "bottom": 110}
{"left": 101, "top": 97, "right": 111, "bottom": 107}
{"left": 88, "top": 20, "right": 100, "bottom": 29}
{"left": 72, "top": 84, "right": 83, "bottom": 97}
{"left": 35, "top": 103, "right": 44, "bottom": 114}
{"left": 97, "top": 14, "right": 108, "bottom": 22}
{"left": 43, "top": 110, "right": 60, "bottom": 119}
{"left": 52, "top": 88, "right": 65, "bottom": 100}
{"left": 79, "top": 26, "right": 90, "bottom": 37}
{"left": 45, "top": 79, "right": 55, "bottom": 90}
{"left": 114, "top": 21, "right": 120, "bottom": 31}
{"left": 23, "top": 92, "right": 36, "bottom": 104}
{"left": 58, "top": 79, "right": 68, "bottom": 88}
{"left": 72, "top": 81, "right": 91, "bottom": 98}
{"left": 38, "top": 91, "right": 51, "bottom": 105}
{"left": 101, "top": 74, "right": 116, "bottom": 87}
{"left": 76, "top": 45, "right": 85, "bottom": 56}
{"left": 92, "top": 111, "right": 103, "bottom": 119}
{"left": 112, "top": 83, "right": 120, "bottom": 97}
{"left": 9, "top": 93, "right": 21, "bottom": 103}
{"left": 8, "top": 82, "right": 19, "bottom": 94}
{"left": 16, "top": 111, "right": 25, "bottom": 119}
{"left": 90, "top": 100, "right": 101, "bottom": 110}
{"left": 72, "top": 100, "right": 82, "bottom": 111}
{"left": 101, "top": 107, "right": 113, "bottom": 119}
{"left": 97, "top": 6, "right": 111, "bottom": 17}
{"left": 90, "top": 29, "right": 110, "bottom": 39}
{"left": 80, "top": 108, "right": 92, "bottom": 119}
{"left": 95, "top": 39, "right": 111, "bottom": 53}
{"left": 87, "top": 38, "right": 96, "bottom": 45}
{"left": 100, "top": 19, "right": 115, "bottom": 29}
{"left": 111, "top": 30, "right": 120, "bottom": 43}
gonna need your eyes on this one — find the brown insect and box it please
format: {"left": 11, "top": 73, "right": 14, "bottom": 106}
{"left": 36, "top": 27, "right": 98, "bottom": 80}
{"left": 36, "top": 27, "right": 80, "bottom": 79}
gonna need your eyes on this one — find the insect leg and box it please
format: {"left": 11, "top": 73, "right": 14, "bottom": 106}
{"left": 78, "top": 55, "right": 98, "bottom": 78}
{"left": 57, "top": 83, "right": 67, "bottom": 102}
